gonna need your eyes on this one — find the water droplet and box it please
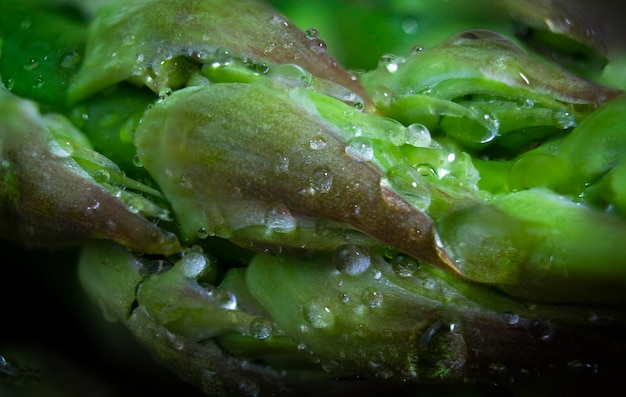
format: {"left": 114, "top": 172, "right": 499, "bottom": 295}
{"left": 402, "top": 18, "right": 418, "bottom": 34}
{"left": 249, "top": 318, "right": 273, "bottom": 340}
{"left": 502, "top": 312, "right": 520, "bottom": 325}
{"left": 345, "top": 137, "right": 374, "bottom": 161}
{"left": 59, "top": 51, "right": 81, "bottom": 69}
{"left": 530, "top": 318, "right": 554, "bottom": 341}
{"left": 93, "top": 169, "right": 111, "bottom": 183}
{"left": 180, "top": 251, "right": 208, "bottom": 278}
{"left": 410, "top": 45, "right": 424, "bottom": 55}
{"left": 270, "top": 14, "right": 288, "bottom": 27}
{"left": 86, "top": 199, "right": 100, "bottom": 211}
{"left": 196, "top": 227, "right": 209, "bottom": 239}
{"left": 23, "top": 58, "right": 39, "bottom": 71}
{"left": 123, "top": 34, "right": 136, "bottom": 46}
{"left": 302, "top": 302, "right": 334, "bottom": 328}
{"left": 382, "top": 164, "right": 432, "bottom": 211}
{"left": 213, "top": 47, "right": 232, "bottom": 66}
{"left": 158, "top": 87, "right": 173, "bottom": 100}
{"left": 333, "top": 244, "right": 371, "bottom": 275}
{"left": 405, "top": 123, "right": 431, "bottom": 147}
{"left": 308, "top": 38, "right": 327, "bottom": 54}
{"left": 415, "top": 163, "right": 437, "bottom": 178}
{"left": 305, "top": 28, "right": 319, "bottom": 39}
{"left": 275, "top": 153, "right": 290, "bottom": 172}
{"left": 254, "top": 62, "right": 270, "bottom": 74}
{"left": 272, "top": 63, "right": 312, "bottom": 86}
{"left": 555, "top": 110, "right": 576, "bottom": 129}
{"left": 281, "top": 40, "right": 295, "bottom": 50}
{"left": 390, "top": 254, "right": 420, "bottom": 277}
{"left": 379, "top": 54, "right": 403, "bottom": 73}
{"left": 132, "top": 155, "right": 143, "bottom": 168}
{"left": 33, "top": 76, "right": 44, "bottom": 89}
{"left": 302, "top": 167, "right": 333, "bottom": 195}
{"left": 265, "top": 206, "right": 296, "bottom": 233}
{"left": 217, "top": 289, "right": 237, "bottom": 310}
{"left": 309, "top": 135, "right": 326, "bottom": 150}
{"left": 353, "top": 102, "right": 364, "bottom": 111}
{"left": 263, "top": 42, "right": 276, "bottom": 54}
{"left": 49, "top": 139, "right": 73, "bottom": 158}
{"left": 362, "top": 288, "right": 383, "bottom": 308}
{"left": 347, "top": 202, "right": 361, "bottom": 216}
{"left": 338, "top": 292, "right": 350, "bottom": 303}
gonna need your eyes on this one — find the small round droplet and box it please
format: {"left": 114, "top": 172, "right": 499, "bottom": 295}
{"left": 180, "top": 251, "right": 208, "bottom": 278}
{"left": 302, "top": 167, "right": 333, "bottom": 195}
{"left": 338, "top": 292, "right": 350, "bottom": 303}
{"left": 249, "top": 318, "right": 273, "bottom": 340}
{"left": 303, "top": 302, "right": 334, "bottom": 328}
{"left": 390, "top": 254, "right": 420, "bottom": 277}
{"left": 379, "top": 54, "right": 402, "bottom": 73}
{"left": 415, "top": 163, "right": 437, "bottom": 178}
{"left": 265, "top": 206, "right": 296, "bottom": 233}
{"left": 308, "top": 38, "right": 327, "bottom": 54}
{"left": 196, "top": 227, "right": 209, "bottom": 239}
{"left": 410, "top": 45, "right": 424, "bottom": 55}
{"left": 405, "top": 123, "right": 431, "bottom": 147}
{"left": 33, "top": 76, "right": 44, "bottom": 89}
{"left": 345, "top": 137, "right": 374, "bottom": 162}
{"left": 92, "top": 169, "right": 111, "bottom": 184}
{"left": 305, "top": 28, "right": 319, "bottom": 39}
{"left": 23, "top": 58, "right": 38, "bottom": 71}
{"left": 362, "top": 288, "right": 383, "bottom": 309}
{"left": 59, "top": 51, "right": 81, "bottom": 69}
{"left": 275, "top": 153, "right": 290, "bottom": 173}
{"left": 402, "top": 18, "right": 418, "bottom": 34}
{"left": 502, "top": 312, "right": 520, "bottom": 325}
{"left": 333, "top": 245, "right": 371, "bottom": 275}
{"left": 158, "top": 87, "right": 173, "bottom": 100}
{"left": 132, "top": 155, "right": 143, "bottom": 167}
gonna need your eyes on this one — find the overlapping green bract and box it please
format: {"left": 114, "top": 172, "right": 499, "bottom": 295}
{"left": 68, "top": 0, "right": 373, "bottom": 109}
{"left": 0, "top": 86, "right": 180, "bottom": 255}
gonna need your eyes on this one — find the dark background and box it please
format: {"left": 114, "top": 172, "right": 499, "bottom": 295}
{"left": 1, "top": 1, "right": 625, "bottom": 396}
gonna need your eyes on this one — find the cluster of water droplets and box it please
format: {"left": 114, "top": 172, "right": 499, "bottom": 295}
{"left": 304, "top": 27, "right": 328, "bottom": 56}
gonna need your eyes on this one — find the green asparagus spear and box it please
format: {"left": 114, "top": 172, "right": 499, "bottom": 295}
{"left": 0, "top": 85, "right": 180, "bottom": 255}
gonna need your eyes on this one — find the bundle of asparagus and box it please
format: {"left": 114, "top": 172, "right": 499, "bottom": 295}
{"left": 1, "top": 0, "right": 625, "bottom": 395}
